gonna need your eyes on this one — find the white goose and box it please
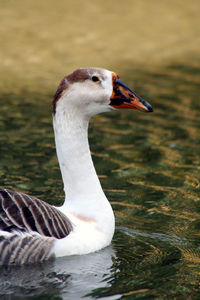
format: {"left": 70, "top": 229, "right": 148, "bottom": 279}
{"left": 0, "top": 68, "right": 153, "bottom": 265}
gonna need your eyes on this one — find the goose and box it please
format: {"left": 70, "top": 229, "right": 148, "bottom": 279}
{"left": 0, "top": 68, "right": 153, "bottom": 265}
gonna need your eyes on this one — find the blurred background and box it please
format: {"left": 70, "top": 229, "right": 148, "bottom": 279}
{"left": 1, "top": 0, "right": 200, "bottom": 94}
{"left": 0, "top": 1, "right": 200, "bottom": 299}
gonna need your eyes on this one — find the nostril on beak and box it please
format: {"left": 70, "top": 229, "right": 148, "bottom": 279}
{"left": 128, "top": 93, "right": 134, "bottom": 98}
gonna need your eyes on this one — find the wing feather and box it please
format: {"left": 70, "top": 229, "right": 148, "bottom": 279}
{"left": 0, "top": 188, "right": 73, "bottom": 239}
{"left": 0, "top": 231, "right": 55, "bottom": 265}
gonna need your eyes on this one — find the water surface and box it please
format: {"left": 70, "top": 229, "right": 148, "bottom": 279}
{"left": 0, "top": 63, "right": 200, "bottom": 299}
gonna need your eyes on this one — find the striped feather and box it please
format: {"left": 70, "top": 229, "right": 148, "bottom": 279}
{"left": 0, "top": 189, "right": 73, "bottom": 239}
{"left": 0, "top": 231, "right": 55, "bottom": 265}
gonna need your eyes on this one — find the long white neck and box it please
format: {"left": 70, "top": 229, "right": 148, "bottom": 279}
{"left": 53, "top": 106, "right": 109, "bottom": 217}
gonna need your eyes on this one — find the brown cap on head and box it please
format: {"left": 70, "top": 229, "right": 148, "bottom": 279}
{"left": 52, "top": 68, "right": 104, "bottom": 114}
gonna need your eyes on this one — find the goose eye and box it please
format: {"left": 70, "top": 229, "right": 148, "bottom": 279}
{"left": 92, "top": 76, "right": 100, "bottom": 82}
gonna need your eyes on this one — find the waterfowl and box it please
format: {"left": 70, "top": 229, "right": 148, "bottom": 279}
{"left": 0, "top": 68, "right": 153, "bottom": 265}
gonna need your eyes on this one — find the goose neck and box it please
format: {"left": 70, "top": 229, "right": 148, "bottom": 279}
{"left": 53, "top": 110, "right": 106, "bottom": 209}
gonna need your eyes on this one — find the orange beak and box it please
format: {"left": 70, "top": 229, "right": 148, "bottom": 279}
{"left": 110, "top": 73, "right": 153, "bottom": 112}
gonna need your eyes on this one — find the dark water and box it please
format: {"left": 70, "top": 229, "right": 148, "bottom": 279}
{"left": 0, "top": 63, "right": 200, "bottom": 299}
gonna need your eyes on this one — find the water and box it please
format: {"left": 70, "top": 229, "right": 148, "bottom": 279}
{"left": 0, "top": 246, "right": 118, "bottom": 300}
{"left": 0, "top": 63, "right": 200, "bottom": 299}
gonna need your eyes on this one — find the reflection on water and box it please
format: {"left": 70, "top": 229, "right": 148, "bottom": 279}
{"left": 0, "top": 62, "right": 200, "bottom": 299}
{"left": 0, "top": 246, "right": 118, "bottom": 300}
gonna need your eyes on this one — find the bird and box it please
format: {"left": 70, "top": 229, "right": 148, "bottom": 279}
{"left": 0, "top": 68, "right": 153, "bottom": 265}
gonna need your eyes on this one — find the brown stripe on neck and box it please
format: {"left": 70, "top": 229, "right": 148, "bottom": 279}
{"left": 52, "top": 77, "right": 69, "bottom": 114}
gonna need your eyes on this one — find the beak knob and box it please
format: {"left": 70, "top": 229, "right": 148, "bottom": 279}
{"left": 110, "top": 74, "right": 153, "bottom": 113}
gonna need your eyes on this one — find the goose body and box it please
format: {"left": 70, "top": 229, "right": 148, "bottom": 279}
{"left": 0, "top": 68, "right": 153, "bottom": 265}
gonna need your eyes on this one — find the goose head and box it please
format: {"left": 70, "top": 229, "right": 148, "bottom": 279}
{"left": 53, "top": 68, "right": 153, "bottom": 118}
